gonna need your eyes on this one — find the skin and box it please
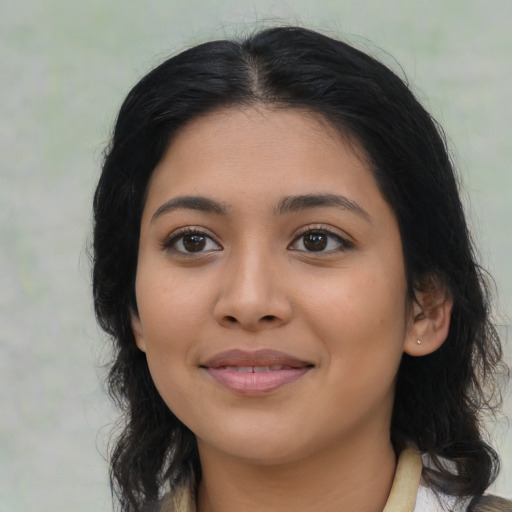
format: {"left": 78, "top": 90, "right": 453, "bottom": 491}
{"left": 131, "top": 107, "right": 451, "bottom": 512}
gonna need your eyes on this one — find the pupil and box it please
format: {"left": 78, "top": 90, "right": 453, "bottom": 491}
{"left": 304, "top": 233, "right": 327, "bottom": 251}
{"left": 183, "top": 234, "right": 206, "bottom": 252}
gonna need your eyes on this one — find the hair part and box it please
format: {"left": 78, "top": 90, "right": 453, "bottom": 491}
{"left": 93, "top": 26, "right": 505, "bottom": 511}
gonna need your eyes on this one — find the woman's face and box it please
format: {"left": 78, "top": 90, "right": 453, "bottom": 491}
{"left": 132, "top": 107, "right": 419, "bottom": 465}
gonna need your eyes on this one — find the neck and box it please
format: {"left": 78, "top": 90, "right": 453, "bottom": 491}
{"left": 196, "top": 431, "right": 397, "bottom": 512}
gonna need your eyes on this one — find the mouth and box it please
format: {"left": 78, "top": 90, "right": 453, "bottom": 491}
{"left": 217, "top": 365, "right": 302, "bottom": 372}
{"left": 200, "top": 349, "right": 314, "bottom": 395}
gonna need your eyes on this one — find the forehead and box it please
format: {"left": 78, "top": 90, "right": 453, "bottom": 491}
{"left": 169, "top": 105, "right": 349, "bottom": 149}
{"left": 147, "top": 106, "right": 376, "bottom": 199}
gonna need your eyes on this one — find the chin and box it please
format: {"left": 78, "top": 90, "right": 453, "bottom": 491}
{"left": 196, "top": 423, "right": 325, "bottom": 467}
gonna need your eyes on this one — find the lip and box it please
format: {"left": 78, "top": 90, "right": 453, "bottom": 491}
{"left": 202, "top": 349, "right": 312, "bottom": 369}
{"left": 201, "top": 349, "right": 314, "bottom": 395}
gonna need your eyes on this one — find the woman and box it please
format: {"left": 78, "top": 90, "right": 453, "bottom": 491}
{"left": 92, "top": 26, "right": 510, "bottom": 512}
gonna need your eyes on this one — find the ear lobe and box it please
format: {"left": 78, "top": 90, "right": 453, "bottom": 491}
{"left": 130, "top": 312, "right": 147, "bottom": 352}
{"left": 404, "top": 277, "right": 453, "bottom": 357}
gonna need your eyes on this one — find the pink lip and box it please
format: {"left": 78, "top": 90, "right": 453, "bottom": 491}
{"left": 201, "top": 349, "right": 313, "bottom": 395}
{"left": 202, "top": 349, "right": 311, "bottom": 368}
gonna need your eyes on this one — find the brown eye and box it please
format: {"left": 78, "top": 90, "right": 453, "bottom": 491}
{"left": 164, "top": 230, "right": 221, "bottom": 254}
{"left": 182, "top": 234, "right": 207, "bottom": 252}
{"left": 289, "top": 228, "right": 351, "bottom": 253}
{"left": 303, "top": 232, "right": 328, "bottom": 251}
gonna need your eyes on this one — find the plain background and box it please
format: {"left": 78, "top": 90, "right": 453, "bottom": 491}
{"left": 1, "top": 1, "right": 511, "bottom": 510}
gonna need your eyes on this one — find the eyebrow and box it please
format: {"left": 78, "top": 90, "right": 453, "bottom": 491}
{"left": 151, "top": 192, "right": 370, "bottom": 223}
{"left": 151, "top": 196, "right": 229, "bottom": 223}
{"left": 275, "top": 193, "right": 370, "bottom": 220}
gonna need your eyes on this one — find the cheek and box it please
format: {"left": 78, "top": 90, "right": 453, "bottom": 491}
{"left": 296, "top": 261, "right": 409, "bottom": 364}
{"left": 301, "top": 265, "right": 406, "bottom": 325}
{"left": 136, "top": 266, "right": 223, "bottom": 359}
{"left": 134, "top": 271, "right": 205, "bottom": 382}
{"left": 137, "top": 283, "right": 206, "bottom": 416}
{"left": 305, "top": 269, "right": 408, "bottom": 413}
{"left": 137, "top": 263, "right": 214, "bottom": 332}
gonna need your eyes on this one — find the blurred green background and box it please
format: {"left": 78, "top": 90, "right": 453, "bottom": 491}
{"left": 1, "top": 1, "right": 510, "bottom": 510}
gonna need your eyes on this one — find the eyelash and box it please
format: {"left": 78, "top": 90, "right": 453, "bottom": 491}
{"left": 162, "top": 225, "right": 353, "bottom": 255}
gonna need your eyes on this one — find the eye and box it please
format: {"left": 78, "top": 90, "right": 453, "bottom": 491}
{"left": 289, "top": 228, "right": 352, "bottom": 253}
{"left": 164, "top": 229, "right": 221, "bottom": 254}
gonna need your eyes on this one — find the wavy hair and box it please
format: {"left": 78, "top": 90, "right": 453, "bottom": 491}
{"left": 92, "top": 26, "right": 505, "bottom": 511}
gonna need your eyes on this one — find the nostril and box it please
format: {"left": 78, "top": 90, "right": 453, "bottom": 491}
{"left": 261, "top": 315, "right": 277, "bottom": 322}
{"left": 226, "top": 316, "right": 237, "bottom": 323}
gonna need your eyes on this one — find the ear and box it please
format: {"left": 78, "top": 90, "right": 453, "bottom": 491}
{"left": 404, "top": 275, "right": 453, "bottom": 357}
{"left": 130, "top": 312, "right": 147, "bottom": 353}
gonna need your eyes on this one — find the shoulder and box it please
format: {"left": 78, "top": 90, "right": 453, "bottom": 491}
{"left": 468, "top": 495, "right": 512, "bottom": 512}
{"left": 156, "top": 484, "right": 195, "bottom": 512}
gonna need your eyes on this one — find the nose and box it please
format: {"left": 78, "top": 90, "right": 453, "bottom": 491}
{"left": 213, "top": 247, "right": 293, "bottom": 331}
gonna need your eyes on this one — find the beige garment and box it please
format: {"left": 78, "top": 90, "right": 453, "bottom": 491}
{"left": 383, "top": 446, "right": 423, "bottom": 512}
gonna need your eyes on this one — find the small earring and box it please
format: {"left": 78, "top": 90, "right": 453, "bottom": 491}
{"left": 417, "top": 339, "right": 422, "bottom": 345}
